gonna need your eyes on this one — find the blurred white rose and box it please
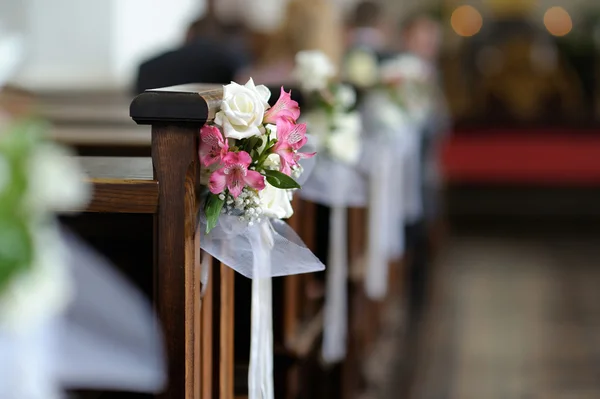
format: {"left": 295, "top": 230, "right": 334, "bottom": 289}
{"left": 215, "top": 79, "right": 271, "bottom": 140}
{"left": 259, "top": 182, "right": 293, "bottom": 219}
{"left": 335, "top": 84, "right": 357, "bottom": 110}
{"left": 262, "top": 153, "right": 282, "bottom": 171}
{"left": 343, "top": 49, "right": 379, "bottom": 88}
{"left": 293, "top": 50, "right": 336, "bottom": 92}
{"left": 302, "top": 110, "right": 329, "bottom": 149}
{"left": 27, "top": 143, "right": 91, "bottom": 213}
{"left": 380, "top": 54, "right": 432, "bottom": 84}
{"left": 327, "top": 112, "right": 362, "bottom": 164}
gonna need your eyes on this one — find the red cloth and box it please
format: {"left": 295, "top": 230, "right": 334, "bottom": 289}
{"left": 441, "top": 131, "right": 600, "bottom": 185}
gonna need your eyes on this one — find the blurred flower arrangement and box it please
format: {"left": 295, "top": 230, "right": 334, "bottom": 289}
{"left": 200, "top": 78, "right": 314, "bottom": 233}
{"left": 0, "top": 119, "right": 90, "bottom": 331}
{"left": 293, "top": 50, "right": 362, "bottom": 165}
{"left": 379, "top": 54, "right": 435, "bottom": 123}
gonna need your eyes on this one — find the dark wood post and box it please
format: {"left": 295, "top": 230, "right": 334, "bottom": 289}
{"left": 131, "top": 85, "right": 222, "bottom": 399}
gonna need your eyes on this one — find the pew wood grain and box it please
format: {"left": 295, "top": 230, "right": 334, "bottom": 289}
{"left": 80, "top": 156, "right": 158, "bottom": 213}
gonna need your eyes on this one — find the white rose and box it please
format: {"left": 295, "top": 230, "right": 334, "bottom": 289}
{"left": 335, "top": 84, "right": 357, "bottom": 110}
{"left": 215, "top": 78, "right": 271, "bottom": 140}
{"left": 27, "top": 143, "right": 91, "bottom": 213}
{"left": 302, "top": 110, "right": 329, "bottom": 149}
{"left": 293, "top": 50, "right": 336, "bottom": 92}
{"left": 262, "top": 153, "right": 281, "bottom": 170}
{"left": 380, "top": 54, "right": 432, "bottom": 84}
{"left": 327, "top": 112, "right": 362, "bottom": 164}
{"left": 343, "top": 49, "right": 379, "bottom": 88}
{"left": 259, "top": 182, "right": 294, "bottom": 219}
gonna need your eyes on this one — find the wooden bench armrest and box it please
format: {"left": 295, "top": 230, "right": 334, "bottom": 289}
{"left": 78, "top": 157, "right": 158, "bottom": 213}
{"left": 130, "top": 84, "right": 223, "bottom": 125}
{"left": 51, "top": 126, "right": 150, "bottom": 147}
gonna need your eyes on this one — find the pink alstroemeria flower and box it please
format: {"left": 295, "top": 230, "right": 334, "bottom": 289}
{"left": 263, "top": 87, "right": 301, "bottom": 125}
{"left": 199, "top": 125, "right": 229, "bottom": 166}
{"left": 209, "top": 151, "right": 265, "bottom": 198}
{"left": 273, "top": 119, "right": 315, "bottom": 175}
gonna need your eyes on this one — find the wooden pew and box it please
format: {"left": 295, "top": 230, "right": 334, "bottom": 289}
{"left": 72, "top": 85, "right": 222, "bottom": 399}
{"left": 50, "top": 85, "right": 397, "bottom": 399}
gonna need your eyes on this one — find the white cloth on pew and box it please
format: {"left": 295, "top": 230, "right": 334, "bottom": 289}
{"left": 299, "top": 155, "right": 367, "bottom": 207}
{"left": 0, "top": 230, "right": 166, "bottom": 399}
{"left": 320, "top": 162, "right": 354, "bottom": 363}
{"left": 321, "top": 204, "right": 349, "bottom": 363}
{"left": 360, "top": 91, "right": 418, "bottom": 299}
{"left": 56, "top": 230, "right": 166, "bottom": 393}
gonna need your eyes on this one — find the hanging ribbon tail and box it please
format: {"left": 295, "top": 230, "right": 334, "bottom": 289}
{"left": 365, "top": 148, "right": 393, "bottom": 300}
{"left": 248, "top": 223, "right": 275, "bottom": 399}
{"left": 322, "top": 205, "right": 348, "bottom": 363}
{"left": 403, "top": 132, "right": 423, "bottom": 225}
{"left": 55, "top": 230, "right": 166, "bottom": 393}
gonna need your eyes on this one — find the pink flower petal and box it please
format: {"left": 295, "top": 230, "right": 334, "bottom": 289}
{"left": 286, "top": 123, "right": 307, "bottom": 150}
{"left": 208, "top": 169, "right": 227, "bottom": 194}
{"left": 264, "top": 87, "right": 301, "bottom": 124}
{"left": 235, "top": 151, "right": 253, "bottom": 167}
{"left": 279, "top": 159, "right": 293, "bottom": 176}
{"left": 227, "top": 177, "right": 245, "bottom": 198}
{"left": 199, "top": 125, "right": 228, "bottom": 166}
{"left": 297, "top": 151, "right": 316, "bottom": 159}
{"left": 244, "top": 170, "right": 266, "bottom": 191}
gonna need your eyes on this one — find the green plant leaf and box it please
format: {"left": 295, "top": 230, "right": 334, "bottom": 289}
{"left": 262, "top": 170, "right": 301, "bottom": 189}
{"left": 205, "top": 194, "right": 224, "bottom": 233}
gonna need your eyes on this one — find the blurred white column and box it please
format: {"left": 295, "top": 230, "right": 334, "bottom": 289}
{"left": 242, "top": 0, "right": 289, "bottom": 32}
{"left": 11, "top": 0, "right": 202, "bottom": 91}
{"left": 110, "top": 0, "right": 202, "bottom": 89}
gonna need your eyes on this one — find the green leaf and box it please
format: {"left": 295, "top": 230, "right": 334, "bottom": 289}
{"left": 205, "top": 194, "right": 224, "bottom": 233}
{"left": 0, "top": 217, "right": 33, "bottom": 292}
{"left": 262, "top": 169, "right": 301, "bottom": 189}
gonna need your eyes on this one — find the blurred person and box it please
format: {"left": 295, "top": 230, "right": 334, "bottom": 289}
{"left": 342, "top": 1, "right": 388, "bottom": 89}
{"left": 345, "top": 1, "right": 387, "bottom": 52}
{"left": 236, "top": 0, "right": 343, "bottom": 85}
{"left": 134, "top": 16, "right": 250, "bottom": 94}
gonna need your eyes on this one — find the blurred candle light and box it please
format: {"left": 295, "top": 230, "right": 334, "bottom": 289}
{"left": 451, "top": 5, "right": 483, "bottom": 37}
{"left": 544, "top": 7, "right": 572, "bottom": 37}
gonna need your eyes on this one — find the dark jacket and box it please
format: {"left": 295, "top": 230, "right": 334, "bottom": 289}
{"left": 133, "top": 38, "right": 249, "bottom": 94}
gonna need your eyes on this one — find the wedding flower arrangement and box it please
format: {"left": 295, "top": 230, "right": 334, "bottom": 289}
{"left": 199, "top": 79, "right": 324, "bottom": 399}
{"left": 200, "top": 78, "right": 314, "bottom": 233}
{"left": 0, "top": 119, "right": 90, "bottom": 330}
{"left": 378, "top": 53, "right": 435, "bottom": 123}
{"left": 293, "top": 50, "right": 362, "bottom": 165}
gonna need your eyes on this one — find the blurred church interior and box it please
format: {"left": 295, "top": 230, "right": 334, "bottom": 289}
{"left": 3, "top": 0, "right": 600, "bottom": 398}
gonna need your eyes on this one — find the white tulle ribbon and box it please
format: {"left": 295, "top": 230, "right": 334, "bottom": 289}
{"left": 200, "top": 214, "right": 324, "bottom": 399}
{"left": 321, "top": 204, "right": 348, "bottom": 363}
{"left": 359, "top": 91, "right": 419, "bottom": 300}
{"left": 0, "top": 229, "right": 166, "bottom": 398}
{"left": 248, "top": 223, "right": 275, "bottom": 399}
{"left": 299, "top": 156, "right": 367, "bottom": 208}
{"left": 302, "top": 156, "right": 364, "bottom": 364}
